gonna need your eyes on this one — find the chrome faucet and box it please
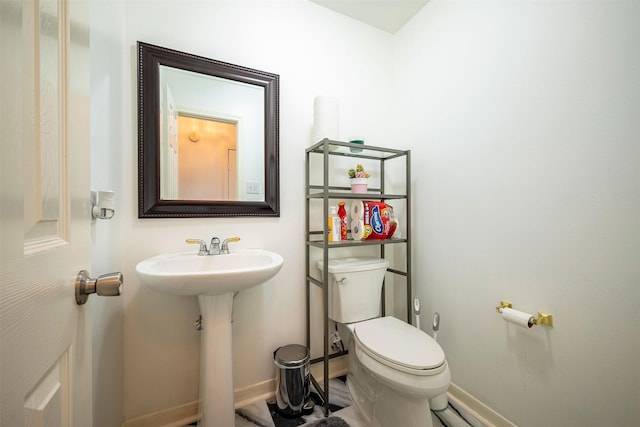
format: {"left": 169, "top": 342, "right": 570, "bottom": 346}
{"left": 209, "top": 237, "right": 221, "bottom": 255}
{"left": 186, "top": 236, "right": 240, "bottom": 255}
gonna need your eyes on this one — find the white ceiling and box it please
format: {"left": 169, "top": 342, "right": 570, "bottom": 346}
{"left": 310, "top": 0, "right": 429, "bottom": 34}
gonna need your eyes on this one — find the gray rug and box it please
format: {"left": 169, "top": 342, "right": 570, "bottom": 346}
{"left": 305, "top": 417, "right": 349, "bottom": 427}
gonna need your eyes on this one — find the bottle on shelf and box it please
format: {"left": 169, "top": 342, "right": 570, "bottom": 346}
{"left": 328, "top": 206, "right": 340, "bottom": 242}
{"left": 337, "top": 202, "right": 348, "bottom": 241}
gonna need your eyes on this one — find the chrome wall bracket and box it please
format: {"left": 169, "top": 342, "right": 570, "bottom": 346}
{"left": 91, "top": 190, "right": 115, "bottom": 220}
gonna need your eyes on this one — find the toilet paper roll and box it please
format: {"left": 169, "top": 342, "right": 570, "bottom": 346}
{"left": 501, "top": 307, "right": 535, "bottom": 328}
{"left": 312, "top": 96, "right": 339, "bottom": 144}
{"left": 351, "top": 219, "right": 366, "bottom": 240}
{"left": 350, "top": 201, "right": 364, "bottom": 221}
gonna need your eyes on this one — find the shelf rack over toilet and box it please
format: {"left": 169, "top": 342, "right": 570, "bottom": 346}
{"left": 305, "top": 138, "right": 412, "bottom": 416}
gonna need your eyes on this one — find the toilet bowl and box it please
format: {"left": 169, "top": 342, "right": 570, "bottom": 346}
{"left": 346, "top": 316, "right": 451, "bottom": 427}
{"left": 317, "top": 257, "right": 452, "bottom": 427}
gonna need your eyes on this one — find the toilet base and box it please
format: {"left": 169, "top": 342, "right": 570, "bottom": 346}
{"left": 347, "top": 373, "right": 434, "bottom": 427}
{"left": 429, "top": 392, "right": 449, "bottom": 411}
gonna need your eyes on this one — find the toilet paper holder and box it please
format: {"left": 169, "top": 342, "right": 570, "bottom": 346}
{"left": 495, "top": 301, "right": 554, "bottom": 327}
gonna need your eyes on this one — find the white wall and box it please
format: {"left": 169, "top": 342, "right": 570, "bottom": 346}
{"left": 110, "top": 1, "right": 394, "bottom": 420}
{"left": 90, "top": 1, "right": 126, "bottom": 426}
{"left": 393, "top": 2, "right": 640, "bottom": 426}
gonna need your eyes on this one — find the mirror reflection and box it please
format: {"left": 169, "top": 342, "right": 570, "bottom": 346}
{"left": 158, "top": 66, "right": 265, "bottom": 201}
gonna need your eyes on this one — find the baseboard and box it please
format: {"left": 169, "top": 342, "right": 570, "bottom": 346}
{"left": 447, "top": 383, "right": 516, "bottom": 427}
{"left": 234, "top": 377, "right": 276, "bottom": 408}
{"left": 310, "top": 354, "right": 349, "bottom": 380}
{"left": 121, "top": 401, "right": 199, "bottom": 427}
{"left": 122, "top": 356, "right": 349, "bottom": 427}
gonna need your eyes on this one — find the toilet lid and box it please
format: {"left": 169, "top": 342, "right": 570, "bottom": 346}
{"left": 354, "top": 316, "right": 445, "bottom": 370}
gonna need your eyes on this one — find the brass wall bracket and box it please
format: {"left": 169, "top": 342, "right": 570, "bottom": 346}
{"left": 495, "top": 300, "right": 512, "bottom": 313}
{"left": 533, "top": 312, "right": 554, "bottom": 327}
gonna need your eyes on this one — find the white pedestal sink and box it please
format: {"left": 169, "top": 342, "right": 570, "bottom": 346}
{"left": 136, "top": 249, "right": 284, "bottom": 427}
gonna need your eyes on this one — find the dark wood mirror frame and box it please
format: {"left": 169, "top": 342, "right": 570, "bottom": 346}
{"left": 137, "top": 41, "right": 280, "bottom": 218}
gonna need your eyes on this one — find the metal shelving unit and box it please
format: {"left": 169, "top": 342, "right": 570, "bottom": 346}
{"left": 305, "top": 138, "right": 412, "bottom": 416}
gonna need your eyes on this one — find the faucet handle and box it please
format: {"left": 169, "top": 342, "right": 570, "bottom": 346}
{"left": 221, "top": 237, "right": 240, "bottom": 254}
{"left": 186, "top": 239, "right": 208, "bottom": 256}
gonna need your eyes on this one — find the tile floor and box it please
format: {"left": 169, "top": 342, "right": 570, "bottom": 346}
{"left": 232, "top": 378, "right": 484, "bottom": 427}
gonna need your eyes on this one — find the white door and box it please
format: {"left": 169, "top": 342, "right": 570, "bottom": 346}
{"left": 1, "top": 0, "right": 96, "bottom": 425}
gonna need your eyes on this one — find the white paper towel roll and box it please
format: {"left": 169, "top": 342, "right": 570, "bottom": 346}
{"left": 501, "top": 307, "right": 535, "bottom": 328}
{"left": 312, "top": 96, "right": 339, "bottom": 144}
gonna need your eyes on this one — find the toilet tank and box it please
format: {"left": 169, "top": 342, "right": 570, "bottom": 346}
{"left": 317, "top": 257, "right": 389, "bottom": 324}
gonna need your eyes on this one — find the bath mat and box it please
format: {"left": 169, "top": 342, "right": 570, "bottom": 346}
{"left": 304, "top": 417, "right": 349, "bottom": 427}
{"left": 266, "top": 399, "right": 344, "bottom": 427}
{"left": 265, "top": 383, "right": 347, "bottom": 427}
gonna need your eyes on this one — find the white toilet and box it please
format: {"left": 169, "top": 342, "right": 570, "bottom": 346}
{"left": 318, "top": 257, "right": 451, "bottom": 427}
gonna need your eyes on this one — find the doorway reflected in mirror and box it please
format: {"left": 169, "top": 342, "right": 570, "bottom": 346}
{"left": 168, "top": 115, "right": 238, "bottom": 201}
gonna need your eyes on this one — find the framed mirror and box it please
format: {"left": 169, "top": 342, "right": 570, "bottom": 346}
{"left": 138, "top": 41, "right": 279, "bottom": 217}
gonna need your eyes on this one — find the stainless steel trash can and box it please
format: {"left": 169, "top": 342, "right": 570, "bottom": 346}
{"left": 274, "top": 344, "right": 311, "bottom": 416}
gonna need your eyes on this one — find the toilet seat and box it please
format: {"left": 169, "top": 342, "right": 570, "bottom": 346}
{"left": 353, "top": 316, "right": 446, "bottom": 376}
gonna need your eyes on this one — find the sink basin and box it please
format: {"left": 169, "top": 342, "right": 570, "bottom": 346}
{"left": 136, "top": 249, "right": 284, "bottom": 296}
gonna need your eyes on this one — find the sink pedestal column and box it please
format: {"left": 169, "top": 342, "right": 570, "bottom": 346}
{"left": 197, "top": 292, "right": 235, "bottom": 427}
